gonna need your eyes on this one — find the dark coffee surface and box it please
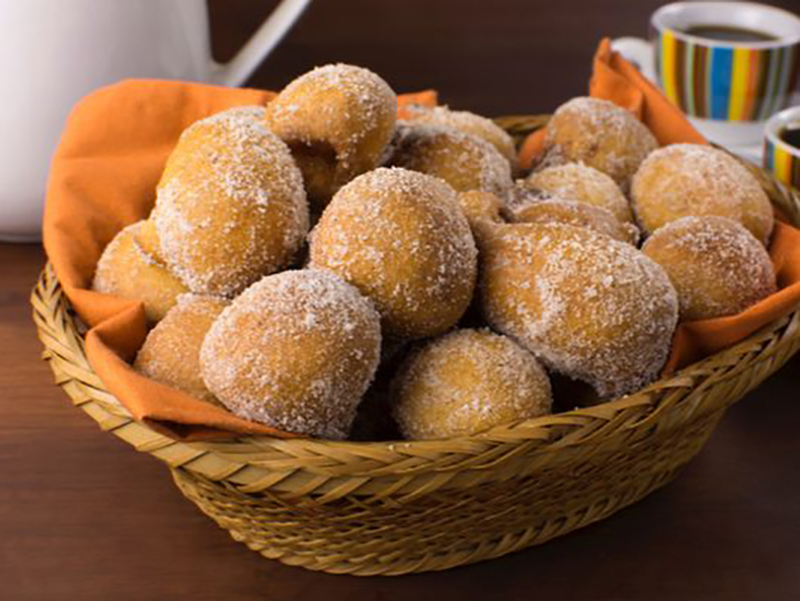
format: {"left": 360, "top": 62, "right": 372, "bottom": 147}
{"left": 681, "top": 24, "right": 778, "bottom": 43}
{"left": 780, "top": 125, "right": 800, "bottom": 149}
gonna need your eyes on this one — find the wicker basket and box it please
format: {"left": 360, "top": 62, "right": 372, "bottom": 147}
{"left": 32, "top": 115, "right": 800, "bottom": 576}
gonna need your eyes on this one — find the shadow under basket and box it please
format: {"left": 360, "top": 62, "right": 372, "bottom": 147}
{"left": 32, "top": 115, "right": 800, "bottom": 576}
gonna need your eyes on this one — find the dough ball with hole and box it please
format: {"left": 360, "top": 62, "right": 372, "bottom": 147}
{"left": 265, "top": 63, "right": 397, "bottom": 211}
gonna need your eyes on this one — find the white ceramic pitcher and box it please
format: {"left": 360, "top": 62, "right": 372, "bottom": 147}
{"left": 0, "top": 0, "right": 311, "bottom": 242}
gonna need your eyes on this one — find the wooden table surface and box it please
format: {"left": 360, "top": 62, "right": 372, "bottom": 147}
{"left": 3, "top": 1, "right": 800, "bottom": 599}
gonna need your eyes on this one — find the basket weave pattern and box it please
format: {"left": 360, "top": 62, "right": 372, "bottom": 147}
{"left": 32, "top": 116, "right": 800, "bottom": 576}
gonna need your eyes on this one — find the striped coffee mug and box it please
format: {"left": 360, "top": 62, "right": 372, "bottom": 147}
{"left": 613, "top": 2, "right": 800, "bottom": 148}
{"left": 764, "top": 106, "right": 800, "bottom": 191}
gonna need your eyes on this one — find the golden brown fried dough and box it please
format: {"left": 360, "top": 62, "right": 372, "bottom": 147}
{"left": 134, "top": 294, "right": 229, "bottom": 403}
{"left": 404, "top": 105, "right": 517, "bottom": 167}
{"left": 541, "top": 97, "right": 658, "bottom": 189}
{"left": 390, "top": 122, "right": 513, "bottom": 200}
{"left": 632, "top": 144, "right": 774, "bottom": 245}
{"left": 154, "top": 107, "right": 309, "bottom": 297}
{"left": 309, "top": 167, "right": 477, "bottom": 339}
{"left": 480, "top": 223, "right": 678, "bottom": 398}
{"left": 642, "top": 216, "right": 776, "bottom": 320}
{"left": 525, "top": 162, "right": 634, "bottom": 224}
{"left": 265, "top": 64, "right": 397, "bottom": 210}
{"left": 200, "top": 270, "right": 382, "bottom": 439}
{"left": 393, "top": 329, "right": 552, "bottom": 440}
{"left": 92, "top": 221, "right": 188, "bottom": 323}
{"left": 510, "top": 198, "right": 639, "bottom": 244}
{"left": 457, "top": 190, "right": 506, "bottom": 231}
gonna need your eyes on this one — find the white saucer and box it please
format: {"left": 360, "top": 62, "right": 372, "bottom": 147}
{"left": 723, "top": 142, "right": 764, "bottom": 166}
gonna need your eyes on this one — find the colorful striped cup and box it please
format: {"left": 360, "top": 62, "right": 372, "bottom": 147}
{"left": 613, "top": 2, "right": 800, "bottom": 148}
{"left": 764, "top": 106, "right": 800, "bottom": 192}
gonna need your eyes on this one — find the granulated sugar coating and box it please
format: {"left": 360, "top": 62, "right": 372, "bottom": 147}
{"left": 540, "top": 97, "right": 658, "bottom": 190}
{"left": 309, "top": 167, "right": 478, "bottom": 339}
{"left": 134, "top": 294, "right": 229, "bottom": 404}
{"left": 389, "top": 122, "right": 514, "bottom": 201}
{"left": 92, "top": 221, "right": 188, "bottom": 323}
{"left": 392, "top": 329, "right": 552, "bottom": 440}
{"left": 200, "top": 269, "right": 381, "bottom": 439}
{"left": 510, "top": 198, "right": 639, "bottom": 245}
{"left": 221, "top": 105, "right": 266, "bottom": 121}
{"left": 632, "top": 144, "right": 774, "bottom": 246}
{"left": 642, "top": 216, "right": 777, "bottom": 321}
{"left": 403, "top": 105, "right": 518, "bottom": 166}
{"left": 154, "top": 106, "right": 309, "bottom": 297}
{"left": 265, "top": 63, "right": 397, "bottom": 210}
{"left": 480, "top": 223, "right": 678, "bottom": 398}
{"left": 525, "top": 162, "right": 634, "bottom": 224}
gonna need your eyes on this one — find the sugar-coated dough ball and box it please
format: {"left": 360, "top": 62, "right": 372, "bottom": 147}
{"left": 480, "top": 223, "right": 678, "bottom": 397}
{"left": 265, "top": 64, "right": 397, "bottom": 210}
{"left": 309, "top": 167, "right": 478, "bottom": 339}
{"left": 510, "top": 198, "right": 639, "bottom": 245}
{"left": 200, "top": 270, "right": 382, "bottom": 439}
{"left": 457, "top": 190, "right": 506, "bottom": 231}
{"left": 541, "top": 97, "right": 658, "bottom": 189}
{"left": 404, "top": 105, "right": 518, "bottom": 166}
{"left": 632, "top": 144, "right": 774, "bottom": 245}
{"left": 390, "top": 122, "right": 513, "bottom": 200}
{"left": 92, "top": 221, "right": 188, "bottom": 323}
{"left": 154, "top": 107, "right": 309, "bottom": 297}
{"left": 642, "top": 216, "right": 776, "bottom": 320}
{"left": 525, "top": 162, "right": 633, "bottom": 224}
{"left": 393, "top": 329, "right": 552, "bottom": 440}
{"left": 134, "top": 294, "right": 229, "bottom": 403}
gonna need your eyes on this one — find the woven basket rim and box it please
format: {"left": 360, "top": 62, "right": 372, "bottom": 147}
{"left": 36, "top": 262, "right": 798, "bottom": 451}
{"left": 33, "top": 113, "right": 800, "bottom": 459}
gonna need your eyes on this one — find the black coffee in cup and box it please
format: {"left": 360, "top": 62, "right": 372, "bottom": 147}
{"left": 779, "top": 125, "right": 800, "bottom": 149}
{"left": 680, "top": 24, "right": 779, "bottom": 42}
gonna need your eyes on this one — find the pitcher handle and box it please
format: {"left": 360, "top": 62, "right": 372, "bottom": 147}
{"left": 611, "top": 36, "right": 656, "bottom": 81}
{"left": 210, "top": 0, "right": 312, "bottom": 87}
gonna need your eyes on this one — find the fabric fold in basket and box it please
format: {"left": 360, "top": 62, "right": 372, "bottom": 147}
{"left": 42, "top": 43, "right": 800, "bottom": 442}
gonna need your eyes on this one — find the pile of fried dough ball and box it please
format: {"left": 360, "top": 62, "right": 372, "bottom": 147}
{"left": 92, "top": 64, "right": 777, "bottom": 441}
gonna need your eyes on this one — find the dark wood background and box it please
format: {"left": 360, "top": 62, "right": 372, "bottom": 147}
{"left": 211, "top": 0, "right": 666, "bottom": 114}
{"left": 2, "top": 1, "right": 800, "bottom": 599}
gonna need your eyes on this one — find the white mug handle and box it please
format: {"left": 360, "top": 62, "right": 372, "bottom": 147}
{"left": 611, "top": 37, "right": 656, "bottom": 82}
{"left": 210, "top": 0, "right": 312, "bottom": 87}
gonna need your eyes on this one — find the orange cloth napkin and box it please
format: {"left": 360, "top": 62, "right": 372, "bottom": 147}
{"left": 43, "top": 79, "right": 436, "bottom": 440}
